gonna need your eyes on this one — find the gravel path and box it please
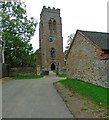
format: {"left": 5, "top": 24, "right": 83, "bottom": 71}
{"left": 2, "top": 76, "right": 74, "bottom": 118}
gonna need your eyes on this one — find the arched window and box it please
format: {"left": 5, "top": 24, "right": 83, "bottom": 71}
{"left": 50, "top": 48, "right": 55, "bottom": 58}
{"left": 48, "top": 18, "right": 56, "bottom": 35}
{"left": 49, "top": 19, "right": 52, "bottom": 30}
{"left": 53, "top": 19, "right": 56, "bottom": 30}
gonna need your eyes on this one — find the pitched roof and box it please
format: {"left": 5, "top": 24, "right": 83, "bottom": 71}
{"left": 78, "top": 30, "right": 109, "bottom": 49}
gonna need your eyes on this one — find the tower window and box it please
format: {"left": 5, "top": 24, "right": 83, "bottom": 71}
{"left": 49, "top": 37, "right": 53, "bottom": 42}
{"left": 53, "top": 19, "right": 56, "bottom": 29}
{"left": 49, "top": 19, "right": 52, "bottom": 30}
{"left": 49, "top": 36, "right": 55, "bottom": 42}
{"left": 50, "top": 48, "right": 55, "bottom": 58}
{"left": 49, "top": 18, "right": 56, "bottom": 35}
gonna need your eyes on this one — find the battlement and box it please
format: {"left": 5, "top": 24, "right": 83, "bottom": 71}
{"left": 40, "top": 6, "right": 60, "bottom": 17}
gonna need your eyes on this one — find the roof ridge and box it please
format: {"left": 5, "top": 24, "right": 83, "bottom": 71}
{"left": 77, "top": 29, "right": 109, "bottom": 50}
{"left": 78, "top": 29, "right": 109, "bottom": 34}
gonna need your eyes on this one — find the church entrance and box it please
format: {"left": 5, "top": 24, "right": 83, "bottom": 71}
{"left": 51, "top": 63, "right": 55, "bottom": 70}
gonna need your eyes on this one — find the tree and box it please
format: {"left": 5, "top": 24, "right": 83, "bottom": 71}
{"left": 1, "top": 1, "right": 37, "bottom": 67}
{"left": 64, "top": 34, "right": 74, "bottom": 60}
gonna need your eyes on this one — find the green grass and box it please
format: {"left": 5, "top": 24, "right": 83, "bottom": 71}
{"left": 13, "top": 75, "right": 43, "bottom": 80}
{"left": 57, "top": 74, "right": 66, "bottom": 78}
{"left": 59, "top": 79, "right": 109, "bottom": 108}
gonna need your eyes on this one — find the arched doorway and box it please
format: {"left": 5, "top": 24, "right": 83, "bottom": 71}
{"left": 51, "top": 63, "right": 55, "bottom": 70}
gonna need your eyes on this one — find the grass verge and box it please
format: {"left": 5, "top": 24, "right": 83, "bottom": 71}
{"left": 13, "top": 75, "right": 43, "bottom": 80}
{"left": 59, "top": 79, "right": 109, "bottom": 109}
{"left": 57, "top": 74, "right": 66, "bottom": 78}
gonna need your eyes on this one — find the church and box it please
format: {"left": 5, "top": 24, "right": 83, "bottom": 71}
{"left": 36, "top": 6, "right": 64, "bottom": 75}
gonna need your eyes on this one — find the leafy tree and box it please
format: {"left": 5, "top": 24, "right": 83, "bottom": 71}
{"left": 26, "top": 53, "right": 36, "bottom": 67}
{"left": 64, "top": 34, "right": 74, "bottom": 61}
{"left": 0, "top": 1, "right": 37, "bottom": 67}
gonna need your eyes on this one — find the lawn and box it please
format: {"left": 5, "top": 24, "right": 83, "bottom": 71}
{"left": 13, "top": 75, "right": 43, "bottom": 80}
{"left": 59, "top": 79, "right": 109, "bottom": 108}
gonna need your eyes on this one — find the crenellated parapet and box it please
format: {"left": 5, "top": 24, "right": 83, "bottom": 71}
{"left": 40, "top": 6, "right": 60, "bottom": 17}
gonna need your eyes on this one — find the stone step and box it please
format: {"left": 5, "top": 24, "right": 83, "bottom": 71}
{"left": 49, "top": 71, "right": 56, "bottom": 76}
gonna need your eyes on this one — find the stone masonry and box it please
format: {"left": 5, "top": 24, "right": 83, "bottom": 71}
{"left": 66, "top": 30, "right": 109, "bottom": 88}
{"left": 36, "top": 6, "right": 64, "bottom": 74}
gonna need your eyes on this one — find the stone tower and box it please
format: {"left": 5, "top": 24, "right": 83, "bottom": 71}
{"left": 36, "top": 6, "right": 64, "bottom": 74}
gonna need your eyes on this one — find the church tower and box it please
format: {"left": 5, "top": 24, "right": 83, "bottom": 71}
{"left": 36, "top": 6, "right": 64, "bottom": 74}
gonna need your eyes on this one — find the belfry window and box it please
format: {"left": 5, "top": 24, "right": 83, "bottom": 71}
{"left": 50, "top": 48, "right": 55, "bottom": 58}
{"left": 53, "top": 19, "right": 56, "bottom": 29}
{"left": 49, "top": 19, "right": 52, "bottom": 30}
{"left": 49, "top": 18, "right": 56, "bottom": 35}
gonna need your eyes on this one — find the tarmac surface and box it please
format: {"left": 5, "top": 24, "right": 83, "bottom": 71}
{"left": 2, "top": 73, "right": 74, "bottom": 118}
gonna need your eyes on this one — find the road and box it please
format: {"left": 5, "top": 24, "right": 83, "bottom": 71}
{"left": 2, "top": 75, "right": 74, "bottom": 118}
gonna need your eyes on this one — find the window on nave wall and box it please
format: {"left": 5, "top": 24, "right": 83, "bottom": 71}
{"left": 49, "top": 18, "right": 56, "bottom": 35}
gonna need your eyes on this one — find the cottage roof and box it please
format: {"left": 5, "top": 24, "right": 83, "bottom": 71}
{"left": 78, "top": 30, "right": 109, "bottom": 50}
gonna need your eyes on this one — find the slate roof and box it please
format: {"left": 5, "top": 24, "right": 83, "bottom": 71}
{"left": 78, "top": 30, "right": 109, "bottom": 50}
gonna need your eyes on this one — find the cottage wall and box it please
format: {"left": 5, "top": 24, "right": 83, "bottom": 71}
{"left": 66, "top": 32, "right": 109, "bottom": 88}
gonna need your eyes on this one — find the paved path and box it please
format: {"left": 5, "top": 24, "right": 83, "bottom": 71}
{"left": 2, "top": 76, "right": 74, "bottom": 118}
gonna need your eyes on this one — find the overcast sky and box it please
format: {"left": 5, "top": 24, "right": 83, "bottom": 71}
{"left": 23, "top": 0, "right": 108, "bottom": 52}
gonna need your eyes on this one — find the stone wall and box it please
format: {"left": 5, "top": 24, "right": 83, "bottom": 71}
{"left": 9, "top": 67, "right": 36, "bottom": 76}
{"left": 66, "top": 32, "right": 109, "bottom": 88}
